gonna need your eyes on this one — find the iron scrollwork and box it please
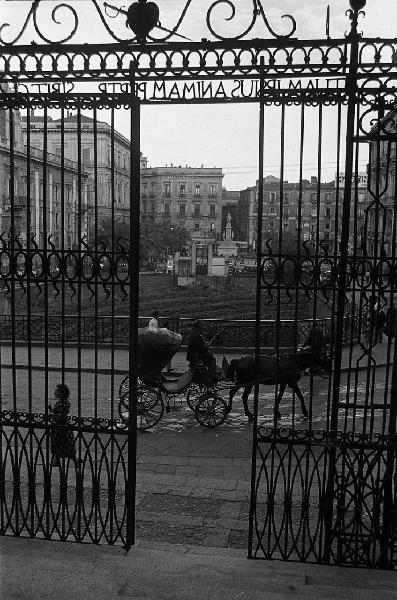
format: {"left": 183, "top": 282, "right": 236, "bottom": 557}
{"left": 0, "top": 0, "right": 296, "bottom": 46}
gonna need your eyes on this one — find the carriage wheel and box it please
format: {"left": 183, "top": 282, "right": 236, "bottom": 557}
{"left": 118, "top": 386, "right": 164, "bottom": 431}
{"left": 119, "top": 375, "right": 144, "bottom": 402}
{"left": 194, "top": 393, "right": 228, "bottom": 428}
{"left": 119, "top": 374, "right": 129, "bottom": 399}
{"left": 186, "top": 383, "right": 205, "bottom": 411}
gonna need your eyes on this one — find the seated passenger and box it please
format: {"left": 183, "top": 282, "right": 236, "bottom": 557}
{"left": 186, "top": 320, "right": 218, "bottom": 382}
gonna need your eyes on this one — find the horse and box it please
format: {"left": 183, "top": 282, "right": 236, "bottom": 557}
{"left": 224, "top": 330, "right": 330, "bottom": 422}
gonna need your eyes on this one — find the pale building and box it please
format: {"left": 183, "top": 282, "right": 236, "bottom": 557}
{"left": 336, "top": 171, "right": 369, "bottom": 255}
{"left": 0, "top": 92, "right": 89, "bottom": 249}
{"left": 20, "top": 112, "right": 147, "bottom": 232}
{"left": 366, "top": 110, "right": 396, "bottom": 258}
{"left": 140, "top": 165, "right": 224, "bottom": 242}
{"left": 238, "top": 176, "right": 336, "bottom": 252}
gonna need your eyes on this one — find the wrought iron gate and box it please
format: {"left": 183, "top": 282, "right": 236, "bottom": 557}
{"left": 0, "top": 0, "right": 396, "bottom": 566}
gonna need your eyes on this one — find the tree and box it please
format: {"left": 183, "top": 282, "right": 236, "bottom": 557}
{"left": 91, "top": 217, "right": 129, "bottom": 250}
{"left": 263, "top": 231, "right": 311, "bottom": 258}
{"left": 262, "top": 231, "right": 312, "bottom": 285}
{"left": 141, "top": 221, "right": 190, "bottom": 262}
{"left": 93, "top": 217, "right": 190, "bottom": 265}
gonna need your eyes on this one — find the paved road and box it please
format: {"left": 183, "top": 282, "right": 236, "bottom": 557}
{"left": 0, "top": 341, "right": 394, "bottom": 424}
{"left": 1, "top": 342, "right": 394, "bottom": 553}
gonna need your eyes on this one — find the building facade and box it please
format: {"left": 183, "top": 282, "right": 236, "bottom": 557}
{"left": 336, "top": 171, "right": 369, "bottom": 255}
{"left": 366, "top": 110, "right": 396, "bottom": 258}
{"left": 238, "top": 175, "right": 336, "bottom": 251}
{"left": 20, "top": 112, "right": 147, "bottom": 230}
{"left": 0, "top": 101, "right": 89, "bottom": 249}
{"left": 140, "top": 165, "right": 224, "bottom": 242}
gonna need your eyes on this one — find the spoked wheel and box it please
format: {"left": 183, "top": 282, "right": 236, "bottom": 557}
{"left": 194, "top": 393, "right": 228, "bottom": 428}
{"left": 118, "top": 385, "right": 164, "bottom": 431}
{"left": 119, "top": 374, "right": 129, "bottom": 398}
{"left": 186, "top": 383, "right": 206, "bottom": 411}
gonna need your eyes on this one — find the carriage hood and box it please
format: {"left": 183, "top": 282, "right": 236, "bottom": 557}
{"left": 137, "top": 327, "right": 182, "bottom": 382}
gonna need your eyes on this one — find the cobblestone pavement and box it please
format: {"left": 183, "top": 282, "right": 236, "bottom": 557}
{"left": 1, "top": 342, "right": 394, "bottom": 552}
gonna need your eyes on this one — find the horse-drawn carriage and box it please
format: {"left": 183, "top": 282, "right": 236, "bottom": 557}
{"left": 117, "top": 326, "right": 229, "bottom": 430}
{"left": 117, "top": 325, "right": 330, "bottom": 431}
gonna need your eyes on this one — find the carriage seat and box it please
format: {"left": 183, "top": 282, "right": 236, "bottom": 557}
{"left": 161, "top": 370, "right": 194, "bottom": 393}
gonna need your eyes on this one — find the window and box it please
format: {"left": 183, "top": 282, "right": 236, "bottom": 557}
{"left": 55, "top": 212, "right": 59, "bottom": 227}
{"left": 311, "top": 192, "right": 317, "bottom": 204}
{"left": 269, "top": 192, "right": 276, "bottom": 203}
{"left": 151, "top": 202, "right": 155, "bottom": 214}
{"left": 150, "top": 183, "right": 155, "bottom": 197}
{"left": 194, "top": 223, "right": 200, "bottom": 231}
{"left": 179, "top": 183, "right": 186, "bottom": 196}
{"left": 164, "top": 183, "right": 171, "bottom": 197}
{"left": 82, "top": 148, "right": 91, "bottom": 164}
{"left": 67, "top": 214, "right": 71, "bottom": 226}
{"left": 325, "top": 208, "right": 331, "bottom": 218}
{"left": 325, "top": 192, "right": 332, "bottom": 203}
{"left": 210, "top": 222, "right": 215, "bottom": 231}
{"left": 283, "top": 207, "right": 289, "bottom": 218}
{"left": 142, "top": 184, "right": 147, "bottom": 197}
{"left": 209, "top": 204, "right": 216, "bottom": 217}
{"left": 164, "top": 202, "right": 170, "bottom": 216}
{"left": 179, "top": 203, "right": 185, "bottom": 216}
{"left": 142, "top": 201, "right": 147, "bottom": 213}
{"left": 284, "top": 192, "right": 290, "bottom": 203}
{"left": 55, "top": 147, "right": 61, "bottom": 157}
{"left": 209, "top": 184, "right": 216, "bottom": 197}
{"left": 195, "top": 184, "right": 201, "bottom": 197}
{"left": 194, "top": 204, "right": 200, "bottom": 216}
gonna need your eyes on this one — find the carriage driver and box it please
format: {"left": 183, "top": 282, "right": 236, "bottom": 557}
{"left": 186, "top": 320, "right": 218, "bottom": 382}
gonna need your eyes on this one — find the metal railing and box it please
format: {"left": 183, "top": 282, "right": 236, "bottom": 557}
{"left": 0, "top": 314, "right": 358, "bottom": 348}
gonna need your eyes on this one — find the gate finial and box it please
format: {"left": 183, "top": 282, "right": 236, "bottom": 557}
{"left": 349, "top": 0, "right": 366, "bottom": 10}
{"left": 126, "top": 0, "right": 160, "bottom": 44}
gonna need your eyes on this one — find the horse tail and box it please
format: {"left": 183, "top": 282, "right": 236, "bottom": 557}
{"left": 226, "top": 358, "right": 240, "bottom": 380}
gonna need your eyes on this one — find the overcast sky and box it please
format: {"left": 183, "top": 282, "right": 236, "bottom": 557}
{"left": 3, "top": 0, "right": 397, "bottom": 189}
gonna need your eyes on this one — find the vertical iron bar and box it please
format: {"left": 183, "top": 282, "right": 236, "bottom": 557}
{"left": 248, "top": 57, "right": 265, "bottom": 558}
{"left": 324, "top": 9, "right": 360, "bottom": 563}
{"left": 9, "top": 105, "right": 19, "bottom": 534}
{"left": 379, "top": 126, "right": 397, "bottom": 568}
{"left": 125, "top": 66, "right": 139, "bottom": 550}
{"left": 76, "top": 106, "right": 83, "bottom": 541}
{"left": 42, "top": 104, "right": 50, "bottom": 538}
{"left": 59, "top": 107, "right": 66, "bottom": 540}
{"left": 109, "top": 106, "right": 116, "bottom": 543}
{"left": 93, "top": 104, "right": 99, "bottom": 543}
{"left": 25, "top": 106, "right": 34, "bottom": 535}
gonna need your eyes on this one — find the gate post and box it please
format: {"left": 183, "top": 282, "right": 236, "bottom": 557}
{"left": 323, "top": 0, "right": 362, "bottom": 563}
{"left": 379, "top": 349, "right": 397, "bottom": 567}
{"left": 248, "top": 57, "right": 265, "bottom": 558}
{"left": 125, "top": 65, "right": 140, "bottom": 550}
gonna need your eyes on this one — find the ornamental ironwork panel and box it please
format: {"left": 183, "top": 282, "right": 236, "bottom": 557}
{"left": 0, "top": 0, "right": 396, "bottom": 567}
{"left": 251, "top": 428, "right": 397, "bottom": 567}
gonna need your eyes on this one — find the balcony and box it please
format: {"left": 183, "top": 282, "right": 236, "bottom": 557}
{"left": 2, "top": 195, "right": 28, "bottom": 212}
